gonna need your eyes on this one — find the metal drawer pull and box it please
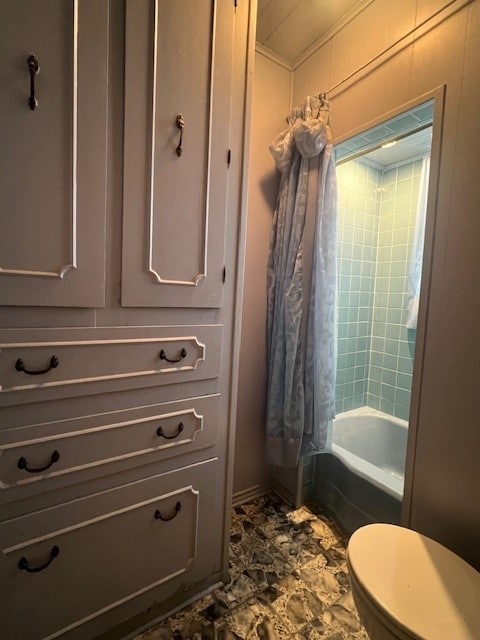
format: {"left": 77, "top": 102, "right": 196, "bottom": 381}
{"left": 27, "top": 54, "right": 40, "bottom": 110}
{"left": 159, "top": 347, "right": 187, "bottom": 364}
{"left": 175, "top": 114, "right": 185, "bottom": 156}
{"left": 15, "top": 355, "right": 59, "bottom": 375}
{"left": 157, "top": 422, "right": 184, "bottom": 439}
{"left": 18, "top": 450, "right": 60, "bottom": 473}
{"left": 154, "top": 501, "right": 182, "bottom": 522}
{"left": 18, "top": 545, "right": 59, "bottom": 573}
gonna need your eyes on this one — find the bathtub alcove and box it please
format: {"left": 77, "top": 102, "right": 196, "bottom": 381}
{"left": 311, "top": 101, "right": 434, "bottom": 534}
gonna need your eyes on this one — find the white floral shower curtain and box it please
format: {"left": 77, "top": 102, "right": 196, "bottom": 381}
{"left": 266, "top": 95, "right": 337, "bottom": 467}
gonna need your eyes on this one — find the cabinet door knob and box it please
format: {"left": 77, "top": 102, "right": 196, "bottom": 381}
{"left": 156, "top": 422, "right": 184, "bottom": 439}
{"left": 154, "top": 501, "right": 182, "bottom": 522}
{"left": 27, "top": 54, "right": 40, "bottom": 110}
{"left": 15, "top": 355, "right": 59, "bottom": 375}
{"left": 159, "top": 348, "right": 187, "bottom": 364}
{"left": 18, "top": 545, "right": 59, "bottom": 573}
{"left": 175, "top": 114, "right": 185, "bottom": 156}
{"left": 18, "top": 450, "right": 60, "bottom": 473}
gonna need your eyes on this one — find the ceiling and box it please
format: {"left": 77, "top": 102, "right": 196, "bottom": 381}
{"left": 364, "top": 127, "right": 432, "bottom": 168}
{"left": 335, "top": 100, "right": 434, "bottom": 166}
{"left": 256, "top": 0, "right": 363, "bottom": 64}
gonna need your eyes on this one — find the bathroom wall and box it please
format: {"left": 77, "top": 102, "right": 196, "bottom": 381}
{"left": 337, "top": 156, "right": 422, "bottom": 421}
{"left": 292, "top": 0, "right": 480, "bottom": 568}
{"left": 233, "top": 51, "right": 291, "bottom": 499}
{"left": 367, "top": 159, "right": 422, "bottom": 420}
{"left": 336, "top": 159, "right": 379, "bottom": 413}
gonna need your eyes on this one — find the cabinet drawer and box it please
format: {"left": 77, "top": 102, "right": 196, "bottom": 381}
{"left": 0, "top": 459, "right": 221, "bottom": 640}
{"left": 0, "top": 394, "right": 219, "bottom": 492}
{"left": 0, "top": 325, "right": 222, "bottom": 404}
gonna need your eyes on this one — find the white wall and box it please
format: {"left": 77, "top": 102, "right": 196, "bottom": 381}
{"left": 292, "top": 0, "right": 480, "bottom": 568}
{"left": 233, "top": 52, "right": 291, "bottom": 497}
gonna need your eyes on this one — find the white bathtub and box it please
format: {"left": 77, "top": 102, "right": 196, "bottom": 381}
{"left": 331, "top": 406, "right": 408, "bottom": 500}
{"left": 313, "top": 406, "right": 408, "bottom": 533}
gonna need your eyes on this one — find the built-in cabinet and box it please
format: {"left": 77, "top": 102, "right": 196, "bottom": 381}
{"left": 0, "top": 1, "right": 249, "bottom": 638}
{"left": 0, "top": 0, "right": 108, "bottom": 308}
{"left": 122, "top": 0, "right": 234, "bottom": 308}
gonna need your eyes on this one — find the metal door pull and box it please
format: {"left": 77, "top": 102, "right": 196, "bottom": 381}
{"left": 27, "top": 54, "right": 40, "bottom": 110}
{"left": 159, "top": 348, "right": 187, "bottom": 364}
{"left": 154, "top": 501, "right": 182, "bottom": 521}
{"left": 175, "top": 114, "right": 185, "bottom": 156}
{"left": 18, "top": 546, "right": 59, "bottom": 573}
{"left": 15, "top": 355, "right": 59, "bottom": 375}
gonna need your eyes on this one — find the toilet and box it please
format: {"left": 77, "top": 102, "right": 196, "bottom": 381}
{"left": 347, "top": 524, "right": 480, "bottom": 640}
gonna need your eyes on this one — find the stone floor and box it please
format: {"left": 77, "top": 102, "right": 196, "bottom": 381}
{"left": 134, "top": 494, "right": 368, "bottom": 640}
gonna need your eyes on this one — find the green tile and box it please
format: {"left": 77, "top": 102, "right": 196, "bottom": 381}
{"left": 395, "top": 403, "right": 410, "bottom": 421}
{"left": 395, "top": 387, "right": 411, "bottom": 406}
{"left": 398, "top": 341, "right": 414, "bottom": 358}
{"left": 382, "top": 383, "right": 396, "bottom": 401}
{"left": 369, "top": 381, "right": 381, "bottom": 396}
{"left": 383, "top": 369, "right": 396, "bottom": 387}
{"left": 396, "top": 372, "right": 412, "bottom": 390}
{"left": 356, "top": 351, "right": 367, "bottom": 366}
{"left": 344, "top": 382, "right": 354, "bottom": 398}
{"left": 359, "top": 292, "right": 372, "bottom": 306}
{"left": 376, "top": 292, "right": 388, "bottom": 306}
{"left": 385, "top": 339, "right": 398, "bottom": 356}
{"left": 354, "top": 381, "right": 364, "bottom": 396}
{"left": 383, "top": 353, "right": 397, "bottom": 370}
{"left": 347, "top": 307, "right": 358, "bottom": 322}
{"left": 357, "top": 337, "right": 368, "bottom": 351}
{"left": 390, "top": 261, "right": 405, "bottom": 277}
{"left": 359, "top": 307, "right": 369, "bottom": 322}
{"left": 380, "top": 398, "right": 395, "bottom": 414}
{"left": 386, "top": 324, "right": 401, "bottom": 340}
{"left": 398, "top": 356, "right": 413, "bottom": 374}
{"left": 346, "top": 349, "right": 355, "bottom": 368}
{"left": 390, "top": 276, "right": 406, "bottom": 293}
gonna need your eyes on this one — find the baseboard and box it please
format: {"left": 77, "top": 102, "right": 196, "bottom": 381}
{"left": 231, "top": 484, "right": 270, "bottom": 507}
{"left": 271, "top": 479, "right": 295, "bottom": 508}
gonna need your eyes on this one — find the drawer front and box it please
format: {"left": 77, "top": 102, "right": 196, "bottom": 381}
{"left": 0, "top": 459, "right": 221, "bottom": 640}
{"left": 0, "top": 395, "right": 219, "bottom": 491}
{"left": 0, "top": 325, "right": 222, "bottom": 404}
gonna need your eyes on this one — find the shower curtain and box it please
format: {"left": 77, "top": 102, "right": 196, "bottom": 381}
{"left": 266, "top": 95, "right": 337, "bottom": 467}
{"left": 406, "top": 156, "right": 430, "bottom": 329}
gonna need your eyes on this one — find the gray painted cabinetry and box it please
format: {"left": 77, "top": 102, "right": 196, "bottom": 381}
{"left": 0, "top": 1, "right": 247, "bottom": 638}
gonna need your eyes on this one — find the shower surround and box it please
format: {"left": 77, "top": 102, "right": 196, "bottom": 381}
{"left": 336, "top": 156, "right": 423, "bottom": 420}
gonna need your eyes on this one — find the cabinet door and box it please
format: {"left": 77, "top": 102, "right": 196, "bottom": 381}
{"left": 0, "top": 1, "right": 108, "bottom": 308}
{"left": 122, "top": 1, "right": 234, "bottom": 308}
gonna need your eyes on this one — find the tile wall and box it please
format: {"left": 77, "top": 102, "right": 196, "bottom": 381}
{"left": 336, "top": 157, "right": 423, "bottom": 420}
{"left": 336, "top": 160, "right": 380, "bottom": 413}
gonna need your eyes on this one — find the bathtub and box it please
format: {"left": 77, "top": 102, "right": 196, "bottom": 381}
{"left": 312, "top": 407, "right": 408, "bottom": 535}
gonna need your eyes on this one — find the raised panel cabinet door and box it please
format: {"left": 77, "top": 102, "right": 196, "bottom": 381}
{"left": 122, "top": 0, "right": 234, "bottom": 308}
{"left": 0, "top": 0, "right": 108, "bottom": 307}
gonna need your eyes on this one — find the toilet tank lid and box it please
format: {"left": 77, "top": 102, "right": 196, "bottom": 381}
{"left": 347, "top": 524, "right": 480, "bottom": 640}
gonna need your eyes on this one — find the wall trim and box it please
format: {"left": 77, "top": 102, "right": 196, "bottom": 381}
{"left": 231, "top": 484, "right": 270, "bottom": 507}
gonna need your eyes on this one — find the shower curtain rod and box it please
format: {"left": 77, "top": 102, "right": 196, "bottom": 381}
{"left": 319, "top": 0, "right": 462, "bottom": 99}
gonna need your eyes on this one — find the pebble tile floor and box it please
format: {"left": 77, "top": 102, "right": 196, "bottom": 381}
{"left": 134, "top": 494, "right": 369, "bottom": 640}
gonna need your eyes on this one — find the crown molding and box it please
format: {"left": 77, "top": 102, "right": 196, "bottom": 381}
{"left": 255, "top": 42, "right": 293, "bottom": 71}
